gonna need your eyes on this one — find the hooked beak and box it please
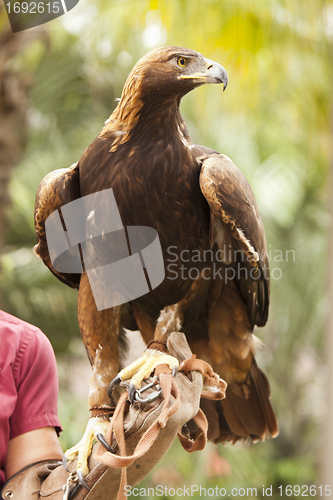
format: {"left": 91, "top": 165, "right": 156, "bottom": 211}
{"left": 180, "top": 58, "right": 228, "bottom": 91}
{"left": 204, "top": 58, "right": 228, "bottom": 90}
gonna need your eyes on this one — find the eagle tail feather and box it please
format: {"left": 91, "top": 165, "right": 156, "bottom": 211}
{"left": 202, "top": 362, "right": 278, "bottom": 444}
{"left": 221, "top": 362, "right": 278, "bottom": 442}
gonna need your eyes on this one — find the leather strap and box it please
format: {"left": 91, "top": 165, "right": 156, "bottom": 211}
{"left": 177, "top": 408, "right": 208, "bottom": 452}
{"left": 180, "top": 355, "right": 227, "bottom": 400}
{"left": 95, "top": 373, "right": 181, "bottom": 500}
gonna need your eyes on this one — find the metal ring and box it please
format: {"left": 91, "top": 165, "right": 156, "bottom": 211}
{"left": 133, "top": 381, "right": 162, "bottom": 403}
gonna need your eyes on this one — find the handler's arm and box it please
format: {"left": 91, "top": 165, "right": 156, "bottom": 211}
{"left": 5, "top": 427, "right": 63, "bottom": 480}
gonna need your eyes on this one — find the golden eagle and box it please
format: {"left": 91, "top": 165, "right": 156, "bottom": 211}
{"left": 34, "top": 46, "right": 278, "bottom": 476}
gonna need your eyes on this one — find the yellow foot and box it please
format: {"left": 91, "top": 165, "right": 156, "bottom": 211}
{"left": 64, "top": 417, "right": 110, "bottom": 478}
{"left": 109, "top": 349, "right": 179, "bottom": 401}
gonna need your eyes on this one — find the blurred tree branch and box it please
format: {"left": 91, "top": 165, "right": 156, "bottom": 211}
{"left": 322, "top": 73, "right": 333, "bottom": 489}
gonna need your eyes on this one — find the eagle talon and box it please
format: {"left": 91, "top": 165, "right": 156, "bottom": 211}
{"left": 128, "top": 383, "right": 137, "bottom": 403}
{"left": 107, "top": 375, "right": 122, "bottom": 398}
{"left": 96, "top": 432, "right": 113, "bottom": 453}
{"left": 113, "top": 350, "right": 179, "bottom": 404}
{"left": 62, "top": 454, "right": 70, "bottom": 472}
{"left": 77, "top": 471, "right": 90, "bottom": 491}
{"left": 64, "top": 417, "right": 110, "bottom": 481}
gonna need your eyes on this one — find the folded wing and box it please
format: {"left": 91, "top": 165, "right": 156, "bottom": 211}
{"left": 34, "top": 162, "right": 81, "bottom": 289}
{"left": 197, "top": 152, "right": 278, "bottom": 442}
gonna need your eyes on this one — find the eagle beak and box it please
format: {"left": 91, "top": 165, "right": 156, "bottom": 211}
{"left": 204, "top": 58, "right": 228, "bottom": 90}
{"left": 179, "top": 58, "right": 228, "bottom": 91}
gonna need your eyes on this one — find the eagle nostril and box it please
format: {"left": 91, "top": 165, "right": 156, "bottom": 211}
{"left": 207, "top": 64, "right": 213, "bottom": 70}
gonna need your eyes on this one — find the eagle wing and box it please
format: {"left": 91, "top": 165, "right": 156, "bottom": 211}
{"left": 199, "top": 152, "right": 269, "bottom": 328}
{"left": 196, "top": 151, "right": 278, "bottom": 442}
{"left": 34, "top": 162, "right": 81, "bottom": 289}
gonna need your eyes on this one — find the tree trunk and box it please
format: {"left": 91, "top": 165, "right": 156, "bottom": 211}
{"left": 0, "top": 7, "right": 43, "bottom": 250}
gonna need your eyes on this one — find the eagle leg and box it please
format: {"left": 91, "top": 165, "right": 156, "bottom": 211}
{"left": 64, "top": 273, "right": 125, "bottom": 477}
{"left": 109, "top": 304, "right": 182, "bottom": 402}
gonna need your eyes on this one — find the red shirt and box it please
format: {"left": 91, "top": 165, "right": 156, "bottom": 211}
{"left": 0, "top": 311, "right": 62, "bottom": 487}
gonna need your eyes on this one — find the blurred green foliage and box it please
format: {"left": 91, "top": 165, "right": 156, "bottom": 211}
{"left": 0, "top": 0, "right": 332, "bottom": 496}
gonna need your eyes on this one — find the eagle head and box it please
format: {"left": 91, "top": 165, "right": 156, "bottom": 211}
{"left": 104, "top": 47, "right": 228, "bottom": 145}
{"left": 122, "top": 46, "right": 228, "bottom": 104}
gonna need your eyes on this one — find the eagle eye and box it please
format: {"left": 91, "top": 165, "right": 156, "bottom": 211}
{"left": 177, "top": 57, "right": 187, "bottom": 68}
